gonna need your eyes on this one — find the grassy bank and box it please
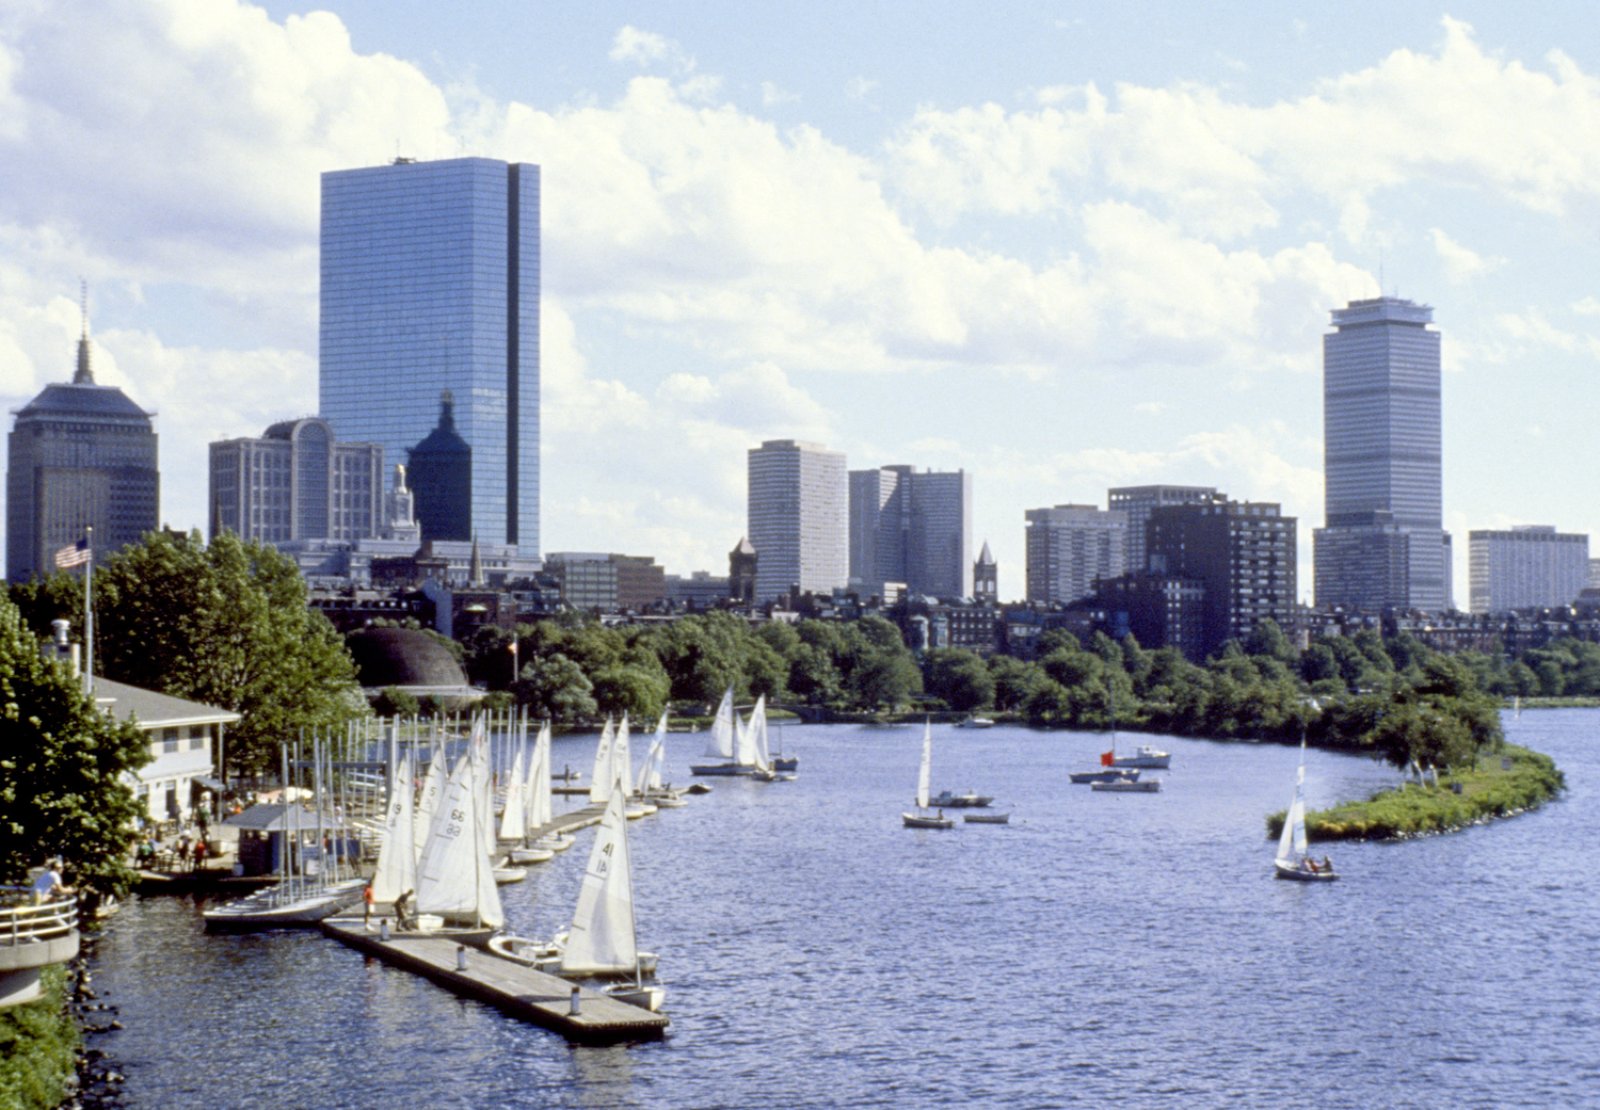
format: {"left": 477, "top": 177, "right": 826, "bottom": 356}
{"left": 0, "top": 964, "right": 79, "bottom": 1110}
{"left": 1268, "top": 744, "right": 1565, "bottom": 842}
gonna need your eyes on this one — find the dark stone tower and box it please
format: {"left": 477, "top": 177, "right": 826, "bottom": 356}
{"left": 729, "top": 536, "right": 758, "bottom": 605}
{"left": 974, "top": 539, "right": 997, "bottom": 603}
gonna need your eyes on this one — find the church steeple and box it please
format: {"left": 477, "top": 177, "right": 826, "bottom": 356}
{"left": 73, "top": 281, "right": 95, "bottom": 385}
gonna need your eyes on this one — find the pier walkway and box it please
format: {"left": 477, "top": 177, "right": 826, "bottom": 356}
{"left": 321, "top": 919, "right": 668, "bottom": 1043}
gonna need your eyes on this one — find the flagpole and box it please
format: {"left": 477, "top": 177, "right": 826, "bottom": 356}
{"left": 83, "top": 525, "right": 94, "bottom": 697}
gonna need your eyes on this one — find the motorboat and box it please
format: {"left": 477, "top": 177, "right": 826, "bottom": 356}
{"left": 1091, "top": 778, "right": 1162, "bottom": 793}
{"left": 956, "top": 715, "right": 996, "bottom": 729}
{"left": 963, "top": 811, "right": 1011, "bottom": 824}
{"left": 1111, "top": 745, "right": 1171, "bottom": 769}
{"left": 929, "top": 790, "right": 993, "bottom": 808}
{"left": 1068, "top": 768, "right": 1140, "bottom": 785}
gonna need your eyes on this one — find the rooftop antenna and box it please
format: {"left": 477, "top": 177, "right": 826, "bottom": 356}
{"left": 73, "top": 279, "right": 95, "bottom": 385}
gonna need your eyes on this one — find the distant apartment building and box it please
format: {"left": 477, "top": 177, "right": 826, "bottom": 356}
{"left": 1314, "top": 296, "right": 1450, "bottom": 612}
{"left": 544, "top": 552, "right": 665, "bottom": 612}
{"left": 849, "top": 465, "right": 973, "bottom": 599}
{"left": 1468, "top": 526, "right": 1590, "bottom": 612}
{"left": 1147, "top": 496, "right": 1297, "bottom": 659}
{"left": 7, "top": 321, "right": 159, "bottom": 582}
{"left": 748, "top": 440, "right": 847, "bottom": 603}
{"left": 209, "top": 417, "right": 383, "bottom": 545}
{"left": 1107, "top": 485, "right": 1218, "bottom": 575}
{"left": 666, "top": 571, "right": 731, "bottom": 611}
{"left": 1025, "top": 504, "right": 1127, "bottom": 605}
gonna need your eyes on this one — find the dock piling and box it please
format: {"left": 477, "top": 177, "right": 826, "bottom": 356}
{"left": 570, "top": 986, "right": 581, "bottom": 1015}
{"left": 456, "top": 945, "right": 468, "bottom": 971}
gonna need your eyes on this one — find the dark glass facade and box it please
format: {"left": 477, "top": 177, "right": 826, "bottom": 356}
{"left": 319, "top": 157, "right": 540, "bottom": 556}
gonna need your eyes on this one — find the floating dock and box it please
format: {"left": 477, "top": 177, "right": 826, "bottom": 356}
{"left": 321, "top": 919, "right": 668, "bottom": 1043}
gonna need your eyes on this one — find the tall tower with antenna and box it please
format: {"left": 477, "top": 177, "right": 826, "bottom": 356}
{"left": 6, "top": 287, "right": 160, "bottom": 582}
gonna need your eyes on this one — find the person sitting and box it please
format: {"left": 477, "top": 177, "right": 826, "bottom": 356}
{"left": 31, "top": 860, "right": 67, "bottom": 903}
{"left": 1321, "top": 856, "right": 1333, "bottom": 873}
{"left": 1304, "top": 857, "right": 1319, "bottom": 873}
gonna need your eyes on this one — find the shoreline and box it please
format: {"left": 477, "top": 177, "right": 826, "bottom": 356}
{"left": 1267, "top": 743, "right": 1564, "bottom": 843}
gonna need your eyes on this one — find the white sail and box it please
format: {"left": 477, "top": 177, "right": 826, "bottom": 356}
{"left": 1275, "top": 761, "right": 1307, "bottom": 866}
{"left": 748, "top": 695, "right": 771, "bottom": 772}
{"left": 498, "top": 736, "right": 528, "bottom": 842}
{"left": 416, "top": 717, "right": 504, "bottom": 927}
{"left": 614, "top": 713, "right": 634, "bottom": 796}
{"left": 703, "top": 688, "right": 736, "bottom": 760}
{"left": 529, "top": 721, "right": 553, "bottom": 828}
{"left": 643, "top": 713, "right": 668, "bottom": 792}
{"left": 916, "top": 720, "right": 933, "bottom": 810}
{"left": 412, "top": 746, "right": 446, "bottom": 851}
{"left": 371, "top": 751, "right": 416, "bottom": 903}
{"left": 589, "top": 718, "right": 616, "bottom": 804}
{"left": 560, "top": 790, "right": 638, "bottom": 976}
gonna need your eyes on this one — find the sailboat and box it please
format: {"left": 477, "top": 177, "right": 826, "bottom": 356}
{"left": 413, "top": 715, "right": 506, "bottom": 931}
{"left": 613, "top": 715, "right": 656, "bottom": 818}
{"left": 640, "top": 712, "right": 687, "bottom": 807}
{"left": 689, "top": 688, "right": 744, "bottom": 775}
{"left": 494, "top": 788, "right": 664, "bottom": 1009}
{"left": 1274, "top": 742, "right": 1338, "bottom": 882}
{"left": 902, "top": 720, "right": 954, "bottom": 829}
{"left": 736, "top": 695, "right": 782, "bottom": 781}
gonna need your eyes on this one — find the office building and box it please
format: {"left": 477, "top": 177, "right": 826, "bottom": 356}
{"left": 209, "top": 417, "right": 383, "bottom": 545}
{"left": 747, "top": 440, "right": 847, "bottom": 603}
{"left": 849, "top": 465, "right": 973, "bottom": 599}
{"left": 1314, "top": 296, "right": 1449, "bottom": 611}
{"left": 1024, "top": 504, "right": 1127, "bottom": 605}
{"left": 543, "top": 552, "right": 666, "bottom": 613}
{"left": 320, "top": 156, "right": 540, "bottom": 556}
{"left": 1108, "top": 485, "right": 1219, "bottom": 575}
{"left": 1147, "top": 495, "right": 1297, "bottom": 659}
{"left": 7, "top": 319, "right": 159, "bottom": 582}
{"left": 1468, "top": 526, "right": 1590, "bottom": 613}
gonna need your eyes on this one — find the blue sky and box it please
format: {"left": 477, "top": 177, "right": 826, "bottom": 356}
{"left": 2, "top": 2, "right": 1597, "bottom": 602}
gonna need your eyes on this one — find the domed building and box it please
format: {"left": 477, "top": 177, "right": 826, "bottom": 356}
{"left": 345, "top": 626, "right": 482, "bottom": 709}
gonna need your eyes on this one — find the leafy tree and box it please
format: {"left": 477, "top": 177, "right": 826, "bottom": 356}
{"left": 848, "top": 649, "right": 922, "bottom": 711}
{"left": 591, "top": 662, "right": 671, "bottom": 722}
{"left": 372, "top": 687, "right": 421, "bottom": 718}
{"left": 88, "top": 531, "right": 363, "bottom": 777}
{"left": 0, "top": 595, "right": 149, "bottom": 904}
{"left": 925, "top": 649, "right": 995, "bottom": 712}
{"left": 514, "top": 652, "right": 597, "bottom": 722}
{"left": 989, "top": 655, "right": 1043, "bottom": 712}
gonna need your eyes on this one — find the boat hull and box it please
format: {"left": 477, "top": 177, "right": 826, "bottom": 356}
{"left": 928, "top": 792, "right": 993, "bottom": 808}
{"left": 604, "top": 983, "right": 666, "bottom": 1012}
{"left": 202, "top": 879, "right": 367, "bottom": 932}
{"left": 1091, "top": 779, "right": 1162, "bottom": 793}
{"left": 772, "top": 756, "right": 799, "bottom": 772}
{"left": 1068, "top": 769, "right": 1140, "bottom": 784}
{"left": 688, "top": 763, "right": 745, "bottom": 777}
{"left": 963, "top": 812, "right": 1011, "bottom": 824}
{"left": 902, "top": 811, "right": 955, "bottom": 829}
{"left": 508, "top": 846, "right": 555, "bottom": 864}
{"left": 1274, "top": 861, "right": 1340, "bottom": 882}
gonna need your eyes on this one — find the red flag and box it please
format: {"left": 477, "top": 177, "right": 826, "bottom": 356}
{"left": 1100, "top": 750, "right": 1114, "bottom": 767}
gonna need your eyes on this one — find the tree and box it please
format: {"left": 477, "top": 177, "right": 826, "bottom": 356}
{"left": 514, "top": 652, "right": 597, "bottom": 722}
{"left": 371, "top": 687, "right": 421, "bottom": 718}
{"left": 0, "top": 595, "right": 149, "bottom": 904}
{"left": 88, "top": 531, "right": 363, "bottom": 777}
{"left": 591, "top": 662, "right": 670, "bottom": 722}
{"left": 925, "top": 649, "right": 995, "bottom": 712}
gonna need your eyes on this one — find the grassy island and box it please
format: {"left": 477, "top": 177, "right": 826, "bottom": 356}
{"left": 1268, "top": 744, "right": 1564, "bottom": 842}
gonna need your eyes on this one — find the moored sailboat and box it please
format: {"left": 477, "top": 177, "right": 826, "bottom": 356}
{"left": 690, "top": 688, "right": 743, "bottom": 776}
{"left": 902, "top": 720, "right": 954, "bottom": 829}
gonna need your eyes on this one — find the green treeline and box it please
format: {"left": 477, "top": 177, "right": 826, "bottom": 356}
{"left": 458, "top": 614, "right": 1508, "bottom": 777}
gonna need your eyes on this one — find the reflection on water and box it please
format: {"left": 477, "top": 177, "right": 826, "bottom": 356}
{"left": 90, "top": 712, "right": 1600, "bottom": 1108}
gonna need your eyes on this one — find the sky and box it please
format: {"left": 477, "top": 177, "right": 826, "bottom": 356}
{"left": 2, "top": 1, "right": 1598, "bottom": 602}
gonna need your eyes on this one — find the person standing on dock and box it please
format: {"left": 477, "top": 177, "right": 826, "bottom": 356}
{"left": 363, "top": 883, "right": 374, "bottom": 925}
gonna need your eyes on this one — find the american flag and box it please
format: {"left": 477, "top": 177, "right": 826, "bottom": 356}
{"left": 53, "top": 538, "right": 90, "bottom": 568}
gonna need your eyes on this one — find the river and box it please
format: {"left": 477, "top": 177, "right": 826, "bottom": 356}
{"left": 85, "top": 709, "right": 1600, "bottom": 1108}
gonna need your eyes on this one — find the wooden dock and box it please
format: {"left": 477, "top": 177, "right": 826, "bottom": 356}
{"left": 321, "top": 919, "right": 668, "bottom": 1043}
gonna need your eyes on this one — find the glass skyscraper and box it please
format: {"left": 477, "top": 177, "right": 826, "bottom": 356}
{"left": 1314, "top": 296, "right": 1449, "bottom": 612}
{"left": 319, "top": 157, "right": 540, "bottom": 556}
{"left": 849, "top": 465, "right": 973, "bottom": 599}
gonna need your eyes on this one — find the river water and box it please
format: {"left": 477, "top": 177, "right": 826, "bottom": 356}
{"left": 86, "top": 710, "right": 1600, "bottom": 1108}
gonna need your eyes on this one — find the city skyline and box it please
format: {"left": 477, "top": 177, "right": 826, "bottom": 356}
{"left": 2, "top": 5, "right": 1598, "bottom": 598}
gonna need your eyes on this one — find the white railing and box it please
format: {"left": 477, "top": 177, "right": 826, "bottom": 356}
{"left": 0, "top": 890, "right": 77, "bottom": 945}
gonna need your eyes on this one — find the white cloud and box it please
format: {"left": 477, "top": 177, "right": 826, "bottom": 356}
{"left": 608, "top": 26, "right": 695, "bottom": 75}
{"left": 1429, "top": 228, "right": 1504, "bottom": 283}
{"left": 760, "top": 81, "right": 797, "bottom": 108}
{"left": 845, "top": 76, "right": 878, "bottom": 101}
{"left": 1572, "top": 296, "right": 1600, "bottom": 316}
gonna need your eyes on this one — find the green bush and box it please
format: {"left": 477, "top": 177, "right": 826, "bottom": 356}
{"left": 0, "top": 965, "right": 79, "bottom": 1109}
